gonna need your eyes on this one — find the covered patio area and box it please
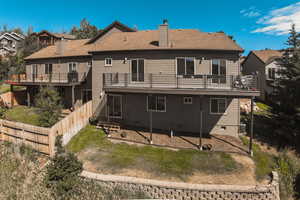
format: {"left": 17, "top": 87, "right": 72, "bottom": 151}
{"left": 106, "top": 128, "right": 249, "bottom": 154}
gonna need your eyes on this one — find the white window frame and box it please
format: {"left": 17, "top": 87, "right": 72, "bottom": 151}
{"left": 108, "top": 94, "right": 122, "bottom": 119}
{"left": 68, "top": 62, "right": 77, "bottom": 72}
{"left": 183, "top": 97, "right": 193, "bottom": 104}
{"left": 175, "top": 57, "right": 196, "bottom": 76}
{"left": 268, "top": 68, "right": 276, "bottom": 79}
{"left": 105, "top": 58, "right": 112, "bottom": 67}
{"left": 210, "top": 98, "right": 227, "bottom": 114}
{"left": 147, "top": 95, "right": 166, "bottom": 112}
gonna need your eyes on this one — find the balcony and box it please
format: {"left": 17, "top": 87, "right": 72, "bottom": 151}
{"left": 6, "top": 72, "right": 87, "bottom": 86}
{"left": 103, "top": 73, "right": 260, "bottom": 97}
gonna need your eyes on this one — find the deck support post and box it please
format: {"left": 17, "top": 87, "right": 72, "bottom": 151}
{"left": 27, "top": 87, "right": 31, "bottom": 107}
{"left": 199, "top": 96, "right": 203, "bottom": 150}
{"left": 10, "top": 85, "right": 14, "bottom": 107}
{"left": 249, "top": 97, "right": 254, "bottom": 157}
{"left": 71, "top": 85, "right": 75, "bottom": 110}
{"left": 149, "top": 94, "right": 153, "bottom": 144}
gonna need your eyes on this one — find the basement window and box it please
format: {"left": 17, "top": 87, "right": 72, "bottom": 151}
{"left": 210, "top": 98, "right": 226, "bottom": 114}
{"left": 105, "top": 58, "right": 112, "bottom": 66}
{"left": 147, "top": 95, "right": 166, "bottom": 112}
{"left": 183, "top": 97, "right": 193, "bottom": 104}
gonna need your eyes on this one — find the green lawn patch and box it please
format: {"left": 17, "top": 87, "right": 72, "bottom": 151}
{"left": 3, "top": 106, "right": 41, "bottom": 126}
{"left": 67, "top": 125, "right": 240, "bottom": 181}
{"left": 240, "top": 136, "right": 276, "bottom": 180}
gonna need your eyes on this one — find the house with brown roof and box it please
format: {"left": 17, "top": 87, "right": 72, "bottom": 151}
{"left": 6, "top": 20, "right": 260, "bottom": 139}
{"left": 242, "top": 49, "right": 283, "bottom": 100}
{"left": 31, "top": 30, "right": 76, "bottom": 46}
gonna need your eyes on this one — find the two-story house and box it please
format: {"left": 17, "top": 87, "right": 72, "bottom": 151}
{"left": 90, "top": 21, "right": 259, "bottom": 138}
{"left": 0, "top": 32, "right": 25, "bottom": 57}
{"left": 6, "top": 21, "right": 136, "bottom": 109}
{"left": 31, "top": 30, "right": 76, "bottom": 46}
{"left": 242, "top": 49, "right": 283, "bottom": 100}
{"left": 6, "top": 20, "right": 259, "bottom": 139}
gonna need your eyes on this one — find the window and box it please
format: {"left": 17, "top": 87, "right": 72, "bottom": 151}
{"left": 147, "top": 95, "right": 166, "bottom": 112}
{"left": 268, "top": 68, "right": 276, "bottom": 79}
{"left": 131, "top": 59, "right": 144, "bottom": 82}
{"left": 68, "top": 62, "right": 77, "bottom": 72}
{"left": 176, "top": 57, "right": 195, "bottom": 76}
{"left": 211, "top": 59, "right": 226, "bottom": 83}
{"left": 210, "top": 98, "right": 226, "bottom": 114}
{"left": 183, "top": 97, "right": 193, "bottom": 104}
{"left": 45, "top": 64, "right": 52, "bottom": 74}
{"left": 108, "top": 95, "right": 122, "bottom": 118}
{"left": 105, "top": 58, "right": 112, "bottom": 66}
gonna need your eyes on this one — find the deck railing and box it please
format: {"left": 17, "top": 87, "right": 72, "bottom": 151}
{"left": 103, "top": 73, "right": 259, "bottom": 91}
{"left": 6, "top": 72, "right": 87, "bottom": 84}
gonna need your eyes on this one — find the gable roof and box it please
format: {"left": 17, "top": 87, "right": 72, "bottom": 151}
{"left": 89, "top": 29, "right": 243, "bottom": 53}
{"left": 86, "top": 21, "right": 136, "bottom": 44}
{"left": 251, "top": 50, "right": 282, "bottom": 64}
{"left": 25, "top": 39, "right": 91, "bottom": 60}
{"left": 32, "top": 30, "right": 76, "bottom": 40}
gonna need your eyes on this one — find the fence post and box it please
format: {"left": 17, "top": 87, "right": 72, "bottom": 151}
{"left": 176, "top": 74, "right": 178, "bottom": 88}
{"left": 231, "top": 75, "right": 234, "bottom": 90}
{"left": 204, "top": 75, "right": 207, "bottom": 89}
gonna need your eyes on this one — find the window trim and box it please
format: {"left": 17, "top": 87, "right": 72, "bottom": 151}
{"left": 268, "top": 68, "right": 276, "bottom": 79}
{"left": 209, "top": 98, "right": 227, "bottom": 115}
{"left": 130, "top": 58, "right": 145, "bottom": 82}
{"left": 107, "top": 94, "right": 122, "bottom": 119}
{"left": 175, "top": 57, "right": 196, "bottom": 76}
{"left": 210, "top": 59, "right": 227, "bottom": 75}
{"left": 45, "top": 63, "right": 53, "bottom": 74}
{"left": 147, "top": 95, "right": 166, "bottom": 112}
{"left": 104, "top": 58, "right": 112, "bottom": 67}
{"left": 68, "top": 62, "right": 77, "bottom": 73}
{"left": 183, "top": 97, "right": 193, "bottom": 104}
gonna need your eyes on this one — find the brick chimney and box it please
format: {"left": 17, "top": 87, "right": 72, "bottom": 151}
{"left": 159, "top": 19, "right": 169, "bottom": 47}
{"left": 55, "top": 38, "right": 65, "bottom": 55}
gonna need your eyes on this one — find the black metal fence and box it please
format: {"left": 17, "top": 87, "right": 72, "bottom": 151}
{"left": 103, "top": 73, "right": 259, "bottom": 91}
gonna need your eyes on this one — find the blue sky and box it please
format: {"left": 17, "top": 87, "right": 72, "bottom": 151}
{"left": 1, "top": 0, "right": 300, "bottom": 55}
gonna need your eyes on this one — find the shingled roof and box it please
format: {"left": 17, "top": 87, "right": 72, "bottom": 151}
{"left": 89, "top": 29, "right": 243, "bottom": 53}
{"left": 25, "top": 28, "right": 243, "bottom": 60}
{"left": 25, "top": 39, "right": 91, "bottom": 60}
{"left": 251, "top": 50, "right": 282, "bottom": 64}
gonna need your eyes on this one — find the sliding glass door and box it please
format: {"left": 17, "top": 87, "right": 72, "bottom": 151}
{"left": 131, "top": 59, "right": 144, "bottom": 82}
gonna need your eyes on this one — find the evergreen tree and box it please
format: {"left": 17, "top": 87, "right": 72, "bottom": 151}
{"left": 277, "top": 24, "right": 300, "bottom": 113}
{"left": 35, "top": 86, "right": 62, "bottom": 127}
{"left": 70, "top": 18, "right": 98, "bottom": 39}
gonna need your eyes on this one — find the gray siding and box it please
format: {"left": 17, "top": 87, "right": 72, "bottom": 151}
{"left": 106, "top": 93, "right": 239, "bottom": 137}
{"left": 242, "top": 52, "right": 266, "bottom": 100}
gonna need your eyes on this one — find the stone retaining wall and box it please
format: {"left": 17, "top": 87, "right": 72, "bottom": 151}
{"left": 81, "top": 171, "right": 280, "bottom": 200}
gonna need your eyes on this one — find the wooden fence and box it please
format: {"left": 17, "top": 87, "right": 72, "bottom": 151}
{"left": 0, "top": 100, "right": 93, "bottom": 156}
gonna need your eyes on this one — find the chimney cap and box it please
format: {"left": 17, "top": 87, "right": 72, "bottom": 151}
{"left": 163, "top": 19, "right": 168, "bottom": 25}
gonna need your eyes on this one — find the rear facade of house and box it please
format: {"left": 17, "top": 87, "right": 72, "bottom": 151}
{"left": 6, "top": 20, "right": 260, "bottom": 138}
{"left": 91, "top": 21, "right": 260, "bottom": 137}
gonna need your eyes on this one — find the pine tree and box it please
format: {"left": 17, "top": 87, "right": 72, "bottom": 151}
{"left": 278, "top": 24, "right": 300, "bottom": 113}
{"left": 35, "top": 86, "right": 62, "bottom": 127}
{"left": 70, "top": 18, "right": 98, "bottom": 39}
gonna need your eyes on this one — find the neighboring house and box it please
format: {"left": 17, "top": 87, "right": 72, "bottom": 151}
{"left": 0, "top": 32, "right": 25, "bottom": 57}
{"left": 6, "top": 20, "right": 260, "bottom": 138}
{"left": 31, "top": 30, "right": 76, "bottom": 46}
{"left": 5, "top": 21, "right": 136, "bottom": 109}
{"left": 242, "top": 50, "right": 283, "bottom": 100}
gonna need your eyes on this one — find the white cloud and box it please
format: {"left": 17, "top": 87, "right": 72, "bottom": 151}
{"left": 240, "top": 6, "right": 261, "bottom": 18}
{"left": 252, "top": 2, "right": 300, "bottom": 35}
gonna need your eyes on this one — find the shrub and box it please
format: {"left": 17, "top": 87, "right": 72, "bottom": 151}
{"left": 45, "top": 136, "right": 83, "bottom": 199}
{"left": 276, "top": 151, "right": 300, "bottom": 200}
{"left": 35, "top": 86, "right": 62, "bottom": 127}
